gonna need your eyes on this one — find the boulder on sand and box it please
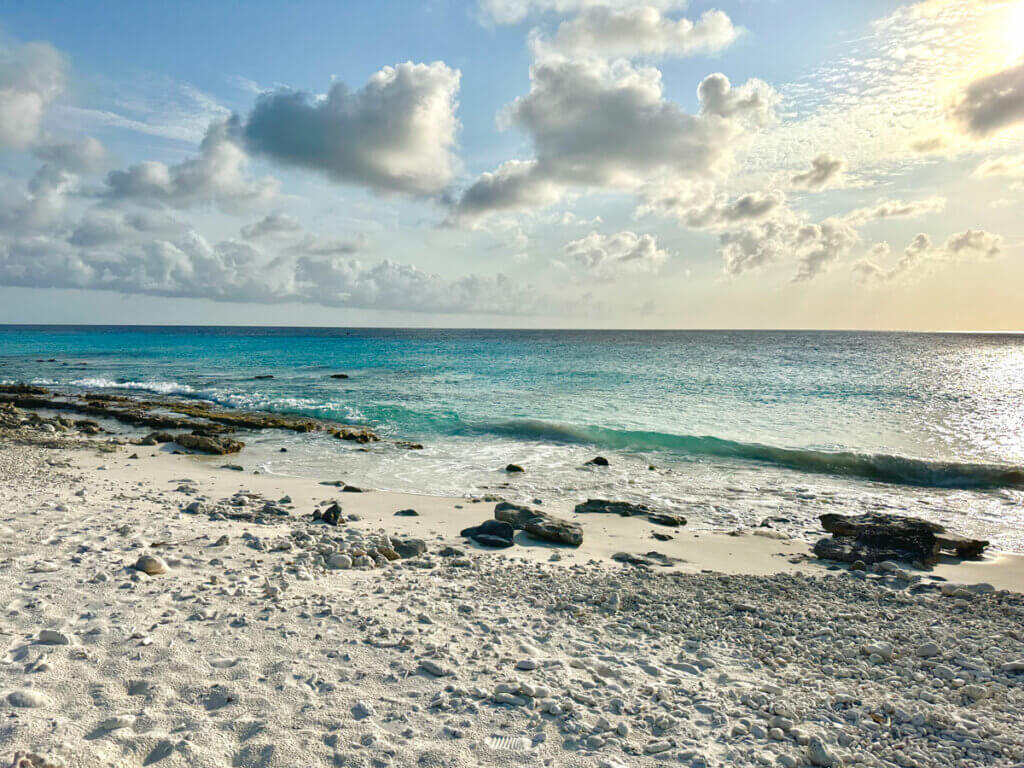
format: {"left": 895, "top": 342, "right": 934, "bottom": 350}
{"left": 461, "top": 519, "right": 515, "bottom": 548}
{"left": 173, "top": 433, "right": 244, "bottom": 454}
{"left": 813, "top": 512, "right": 988, "bottom": 566}
{"left": 493, "top": 501, "right": 583, "bottom": 547}
{"left": 820, "top": 512, "right": 988, "bottom": 559}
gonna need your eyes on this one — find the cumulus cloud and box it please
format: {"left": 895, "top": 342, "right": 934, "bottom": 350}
{"left": 842, "top": 197, "right": 946, "bottom": 227}
{"left": 69, "top": 210, "right": 186, "bottom": 247}
{"left": 636, "top": 181, "right": 784, "bottom": 228}
{"left": 532, "top": 7, "right": 738, "bottom": 60}
{"left": 479, "top": 0, "right": 687, "bottom": 25}
{"left": 0, "top": 42, "right": 65, "bottom": 150}
{"left": 719, "top": 212, "right": 859, "bottom": 281}
{"left": 564, "top": 230, "right": 670, "bottom": 277}
{"left": 239, "top": 61, "right": 460, "bottom": 197}
{"left": 854, "top": 230, "right": 1003, "bottom": 282}
{"left": 240, "top": 213, "right": 303, "bottom": 240}
{"left": 0, "top": 134, "right": 111, "bottom": 239}
{"left": 952, "top": 60, "right": 1024, "bottom": 138}
{"left": 790, "top": 153, "right": 846, "bottom": 190}
{"left": 0, "top": 224, "right": 547, "bottom": 314}
{"left": 450, "top": 59, "right": 777, "bottom": 223}
{"left": 103, "top": 121, "right": 278, "bottom": 212}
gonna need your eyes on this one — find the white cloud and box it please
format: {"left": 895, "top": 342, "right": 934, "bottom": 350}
{"left": 790, "top": 153, "right": 846, "bottom": 190}
{"left": 564, "top": 230, "right": 670, "bottom": 277}
{"left": 842, "top": 196, "right": 946, "bottom": 227}
{"left": 240, "top": 61, "right": 461, "bottom": 197}
{"left": 240, "top": 213, "right": 303, "bottom": 240}
{"left": 103, "top": 120, "right": 278, "bottom": 212}
{"left": 719, "top": 211, "right": 859, "bottom": 281}
{"left": 479, "top": 0, "right": 687, "bottom": 25}
{"left": 854, "top": 229, "right": 1003, "bottom": 282}
{"left": 974, "top": 154, "right": 1024, "bottom": 179}
{"left": 0, "top": 42, "right": 65, "bottom": 149}
{"left": 952, "top": 60, "right": 1024, "bottom": 138}
{"left": 636, "top": 180, "right": 784, "bottom": 228}
{"left": 532, "top": 7, "right": 738, "bottom": 60}
{"left": 450, "top": 59, "right": 777, "bottom": 223}
{"left": 0, "top": 224, "right": 549, "bottom": 314}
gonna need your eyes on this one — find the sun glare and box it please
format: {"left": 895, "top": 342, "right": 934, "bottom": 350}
{"left": 1006, "top": 1, "right": 1024, "bottom": 60}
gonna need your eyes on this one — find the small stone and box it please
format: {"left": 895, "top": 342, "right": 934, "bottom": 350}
{"left": 916, "top": 642, "right": 940, "bottom": 658}
{"left": 505, "top": 463, "right": 525, "bottom": 473}
{"left": 807, "top": 736, "right": 839, "bottom": 767}
{"left": 420, "top": 659, "right": 452, "bottom": 677}
{"left": 133, "top": 555, "right": 168, "bottom": 575}
{"left": 326, "top": 553, "right": 352, "bottom": 570}
{"left": 352, "top": 700, "right": 375, "bottom": 719}
{"left": 395, "top": 509, "right": 419, "bottom": 516}
{"left": 99, "top": 714, "right": 136, "bottom": 731}
{"left": 644, "top": 740, "right": 672, "bottom": 754}
{"left": 37, "top": 629, "right": 71, "bottom": 645}
{"left": 7, "top": 689, "right": 52, "bottom": 708}
{"left": 515, "top": 659, "right": 539, "bottom": 671}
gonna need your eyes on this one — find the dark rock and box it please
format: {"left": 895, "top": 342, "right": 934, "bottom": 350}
{"left": 438, "top": 546, "right": 464, "bottom": 557}
{"left": 220, "top": 464, "right": 244, "bottom": 471}
{"left": 279, "top": 447, "right": 287, "bottom": 452}
{"left": 612, "top": 551, "right": 681, "bottom": 567}
{"left": 648, "top": 512, "right": 686, "bottom": 527}
{"left": 818, "top": 512, "right": 988, "bottom": 563}
{"left": 584, "top": 456, "right": 609, "bottom": 466}
{"left": 469, "top": 534, "right": 514, "bottom": 549}
{"left": 341, "top": 485, "right": 364, "bottom": 493}
{"left": 253, "top": 375, "right": 274, "bottom": 380}
{"left": 575, "top": 499, "right": 651, "bottom": 517}
{"left": 313, "top": 502, "right": 344, "bottom": 526}
{"left": 332, "top": 426, "right": 378, "bottom": 443}
{"left": 461, "top": 519, "right": 515, "bottom": 540}
{"left": 652, "top": 531, "right": 673, "bottom": 541}
{"left": 329, "top": 373, "right": 350, "bottom": 379}
{"left": 392, "top": 538, "right": 427, "bottom": 558}
{"left": 524, "top": 516, "right": 583, "bottom": 547}
{"left": 395, "top": 509, "right": 419, "bottom": 517}
{"left": 505, "top": 463, "right": 524, "bottom": 473}
{"left": 320, "top": 480, "right": 347, "bottom": 487}
{"left": 493, "top": 502, "right": 583, "bottom": 546}
{"left": 174, "top": 433, "right": 244, "bottom": 455}
{"left": 145, "top": 431, "right": 175, "bottom": 443}
{"left": 395, "top": 441, "right": 425, "bottom": 450}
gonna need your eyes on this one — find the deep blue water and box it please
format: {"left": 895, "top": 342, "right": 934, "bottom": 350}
{"left": 3, "top": 326, "right": 1024, "bottom": 547}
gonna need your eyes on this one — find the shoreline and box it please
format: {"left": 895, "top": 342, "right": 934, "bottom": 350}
{"left": 2, "top": 402, "right": 1024, "bottom": 766}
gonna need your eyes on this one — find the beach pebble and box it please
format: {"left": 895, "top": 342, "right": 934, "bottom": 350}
{"left": 7, "top": 689, "right": 52, "bottom": 708}
{"left": 37, "top": 629, "right": 71, "bottom": 645}
{"left": 352, "top": 700, "right": 375, "bottom": 719}
{"left": 99, "top": 714, "right": 136, "bottom": 731}
{"left": 807, "top": 736, "right": 839, "bottom": 766}
{"left": 515, "top": 659, "right": 539, "bottom": 671}
{"left": 420, "top": 659, "right": 452, "bottom": 677}
{"left": 133, "top": 555, "right": 168, "bottom": 575}
{"left": 916, "top": 642, "right": 940, "bottom": 657}
{"left": 327, "top": 553, "right": 352, "bottom": 570}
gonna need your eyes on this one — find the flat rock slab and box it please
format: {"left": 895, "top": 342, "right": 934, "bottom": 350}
{"left": 493, "top": 502, "right": 582, "bottom": 547}
{"left": 817, "top": 512, "right": 988, "bottom": 565}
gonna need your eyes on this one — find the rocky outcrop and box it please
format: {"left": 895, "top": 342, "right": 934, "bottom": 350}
{"left": 574, "top": 499, "right": 652, "bottom": 517}
{"left": 820, "top": 512, "right": 988, "bottom": 559}
{"left": 174, "top": 433, "right": 244, "bottom": 455}
{"left": 505, "top": 463, "right": 525, "bottom": 473}
{"left": 814, "top": 513, "right": 989, "bottom": 566}
{"left": 493, "top": 502, "right": 583, "bottom": 547}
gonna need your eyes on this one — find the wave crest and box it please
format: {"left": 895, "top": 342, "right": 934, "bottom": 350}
{"left": 481, "top": 419, "right": 1024, "bottom": 489}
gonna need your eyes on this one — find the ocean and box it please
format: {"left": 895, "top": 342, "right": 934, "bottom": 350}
{"left": 3, "top": 325, "right": 1023, "bottom": 550}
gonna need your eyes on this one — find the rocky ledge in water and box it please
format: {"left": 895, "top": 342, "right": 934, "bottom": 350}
{"left": 0, "top": 383, "right": 388, "bottom": 448}
{"left": 575, "top": 498, "right": 687, "bottom": 527}
{"left": 813, "top": 512, "right": 989, "bottom": 567}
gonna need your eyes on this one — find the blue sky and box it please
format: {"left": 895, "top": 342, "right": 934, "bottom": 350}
{"left": 1, "top": 0, "right": 1022, "bottom": 328}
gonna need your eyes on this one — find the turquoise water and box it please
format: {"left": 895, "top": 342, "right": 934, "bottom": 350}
{"left": 3, "top": 326, "right": 1024, "bottom": 548}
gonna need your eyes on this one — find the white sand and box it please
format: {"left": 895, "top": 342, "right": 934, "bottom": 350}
{"left": 2, "top": 437, "right": 1023, "bottom": 767}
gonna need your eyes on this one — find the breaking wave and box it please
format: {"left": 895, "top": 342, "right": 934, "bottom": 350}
{"left": 479, "top": 419, "right": 1024, "bottom": 489}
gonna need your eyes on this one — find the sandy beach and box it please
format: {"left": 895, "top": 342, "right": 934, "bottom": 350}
{"left": 2, "top": 406, "right": 1024, "bottom": 768}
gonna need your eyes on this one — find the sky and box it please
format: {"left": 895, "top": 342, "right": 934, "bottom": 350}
{"left": 0, "top": 0, "right": 1022, "bottom": 330}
